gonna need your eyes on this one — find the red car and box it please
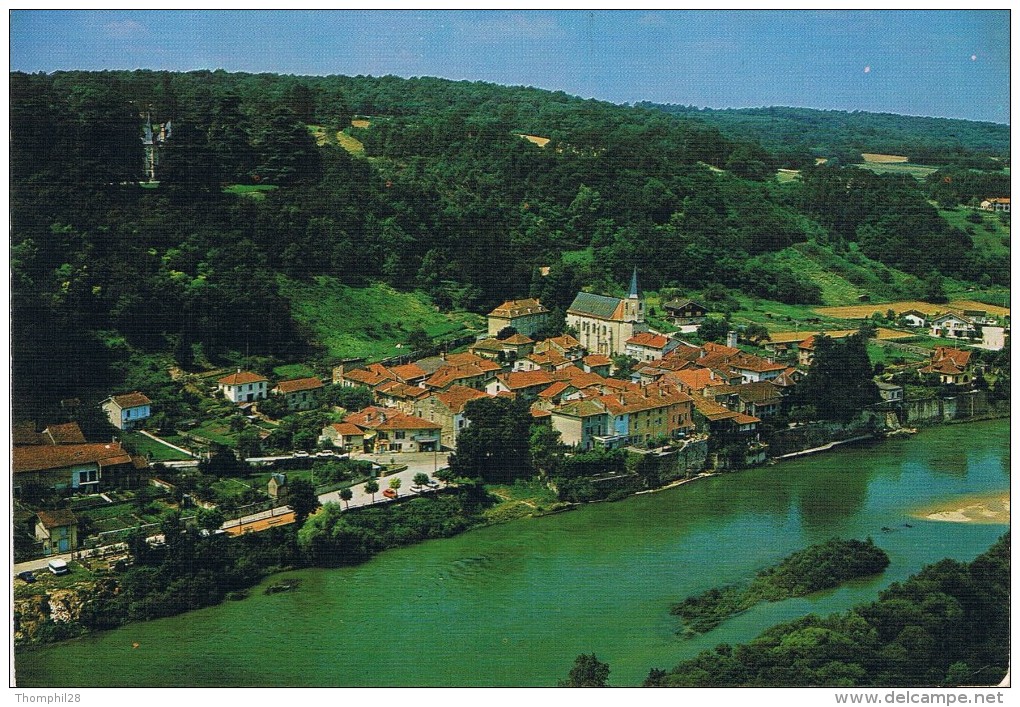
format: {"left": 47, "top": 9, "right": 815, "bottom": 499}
{"left": 382, "top": 488, "right": 397, "bottom": 499}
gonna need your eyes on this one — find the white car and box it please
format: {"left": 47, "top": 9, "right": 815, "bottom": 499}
{"left": 293, "top": 450, "right": 310, "bottom": 458}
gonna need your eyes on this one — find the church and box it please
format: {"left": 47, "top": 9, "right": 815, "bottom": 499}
{"left": 566, "top": 268, "right": 649, "bottom": 357}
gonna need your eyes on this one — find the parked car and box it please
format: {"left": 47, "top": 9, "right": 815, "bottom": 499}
{"left": 292, "top": 450, "right": 310, "bottom": 458}
{"left": 47, "top": 559, "right": 70, "bottom": 576}
{"left": 17, "top": 570, "right": 36, "bottom": 583}
{"left": 315, "top": 450, "right": 334, "bottom": 458}
{"left": 382, "top": 488, "right": 397, "bottom": 499}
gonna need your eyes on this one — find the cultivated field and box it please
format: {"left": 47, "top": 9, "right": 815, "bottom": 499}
{"left": 814, "top": 300, "right": 1011, "bottom": 319}
{"left": 861, "top": 153, "right": 909, "bottom": 163}
{"left": 336, "top": 131, "right": 366, "bottom": 155}
{"left": 351, "top": 119, "right": 371, "bottom": 128}
{"left": 776, "top": 169, "right": 800, "bottom": 183}
{"left": 766, "top": 327, "right": 912, "bottom": 344}
{"left": 851, "top": 162, "right": 939, "bottom": 179}
{"left": 518, "top": 134, "right": 550, "bottom": 147}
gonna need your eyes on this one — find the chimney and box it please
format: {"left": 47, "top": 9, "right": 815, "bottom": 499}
{"left": 727, "top": 331, "right": 738, "bottom": 349}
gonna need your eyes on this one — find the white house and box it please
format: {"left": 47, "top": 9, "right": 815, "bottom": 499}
{"left": 929, "top": 313, "right": 979, "bottom": 341}
{"left": 899, "top": 310, "right": 928, "bottom": 328}
{"left": 101, "top": 391, "right": 152, "bottom": 430}
{"left": 217, "top": 370, "right": 269, "bottom": 403}
{"left": 624, "top": 332, "right": 679, "bottom": 362}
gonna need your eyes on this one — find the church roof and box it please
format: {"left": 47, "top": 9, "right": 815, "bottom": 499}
{"left": 568, "top": 292, "right": 625, "bottom": 320}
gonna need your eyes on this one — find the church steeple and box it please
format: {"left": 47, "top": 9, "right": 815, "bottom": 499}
{"left": 628, "top": 267, "right": 639, "bottom": 299}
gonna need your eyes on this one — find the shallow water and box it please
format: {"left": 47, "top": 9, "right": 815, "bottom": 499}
{"left": 15, "top": 420, "right": 1009, "bottom": 687}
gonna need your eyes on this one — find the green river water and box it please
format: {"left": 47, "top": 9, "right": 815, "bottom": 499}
{"left": 15, "top": 420, "right": 1010, "bottom": 687}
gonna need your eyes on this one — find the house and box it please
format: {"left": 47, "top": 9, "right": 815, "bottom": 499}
{"left": 980, "top": 198, "right": 1010, "bottom": 213}
{"left": 691, "top": 396, "right": 761, "bottom": 441}
{"left": 726, "top": 352, "right": 787, "bottom": 383}
{"left": 374, "top": 414, "right": 442, "bottom": 453}
{"left": 486, "top": 370, "right": 555, "bottom": 400}
{"left": 321, "top": 422, "right": 367, "bottom": 452}
{"left": 13, "top": 441, "right": 141, "bottom": 495}
{"left": 549, "top": 399, "right": 610, "bottom": 451}
{"left": 343, "top": 407, "right": 442, "bottom": 453}
{"left": 218, "top": 370, "right": 269, "bottom": 403}
{"left": 624, "top": 332, "right": 680, "bottom": 362}
{"left": 662, "top": 298, "right": 708, "bottom": 331}
{"left": 900, "top": 310, "right": 928, "bottom": 328}
{"left": 423, "top": 360, "right": 500, "bottom": 392}
{"left": 374, "top": 380, "right": 429, "bottom": 413}
{"left": 101, "top": 391, "right": 152, "bottom": 430}
{"left": 875, "top": 381, "right": 904, "bottom": 402}
{"left": 708, "top": 382, "right": 784, "bottom": 418}
{"left": 920, "top": 347, "right": 973, "bottom": 386}
{"left": 798, "top": 336, "right": 819, "bottom": 367}
{"left": 566, "top": 268, "right": 648, "bottom": 357}
{"left": 533, "top": 334, "right": 586, "bottom": 362}
{"left": 388, "top": 363, "right": 430, "bottom": 387}
{"left": 272, "top": 377, "right": 324, "bottom": 411}
{"left": 487, "top": 298, "right": 550, "bottom": 337}
{"left": 929, "top": 313, "right": 979, "bottom": 341}
{"left": 413, "top": 385, "right": 488, "bottom": 449}
{"left": 267, "top": 473, "right": 287, "bottom": 499}
{"left": 581, "top": 354, "right": 613, "bottom": 377}
{"left": 468, "top": 337, "right": 508, "bottom": 361}
{"left": 35, "top": 509, "right": 78, "bottom": 555}
{"left": 597, "top": 385, "right": 695, "bottom": 446}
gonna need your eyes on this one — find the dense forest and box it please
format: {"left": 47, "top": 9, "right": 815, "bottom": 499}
{"left": 647, "top": 534, "right": 1009, "bottom": 687}
{"left": 639, "top": 103, "right": 1011, "bottom": 167}
{"left": 9, "top": 70, "right": 1009, "bottom": 419}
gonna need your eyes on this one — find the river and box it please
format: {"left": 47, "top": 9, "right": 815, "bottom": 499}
{"left": 14, "top": 419, "right": 1010, "bottom": 687}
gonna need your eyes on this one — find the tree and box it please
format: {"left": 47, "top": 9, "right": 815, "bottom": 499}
{"left": 559, "top": 653, "right": 610, "bottom": 687}
{"left": 339, "top": 487, "right": 353, "bottom": 509}
{"left": 413, "top": 472, "right": 430, "bottom": 490}
{"left": 794, "top": 334, "right": 879, "bottom": 422}
{"left": 288, "top": 479, "right": 321, "bottom": 525}
{"left": 197, "top": 507, "right": 225, "bottom": 532}
{"left": 698, "top": 317, "right": 731, "bottom": 343}
{"left": 406, "top": 327, "right": 432, "bottom": 352}
{"left": 388, "top": 477, "right": 402, "bottom": 497}
{"left": 448, "top": 397, "right": 533, "bottom": 483}
{"left": 743, "top": 322, "right": 771, "bottom": 345}
{"left": 433, "top": 467, "right": 453, "bottom": 487}
{"left": 364, "top": 479, "right": 379, "bottom": 503}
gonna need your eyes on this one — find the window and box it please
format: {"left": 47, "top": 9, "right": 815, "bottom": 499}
{"left": 395, "top": 431, "right": 406, "bottom": 439}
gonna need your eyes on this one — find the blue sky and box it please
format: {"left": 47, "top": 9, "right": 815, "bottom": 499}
{"left": 10, "top": 10, "right": 1011, "bottom": 123}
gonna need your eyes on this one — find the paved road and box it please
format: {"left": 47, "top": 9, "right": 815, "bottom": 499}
{"left": 318, "top": 450, "right": 450, "bottom": 510}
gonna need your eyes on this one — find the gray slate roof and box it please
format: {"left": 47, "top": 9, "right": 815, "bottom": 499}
{"left": 568, "top": 292, "right": 623, "bottom": 320}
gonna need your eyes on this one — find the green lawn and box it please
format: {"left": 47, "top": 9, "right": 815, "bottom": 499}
{"left": 273, "top": 363, "right": 317, "bottom": 379}
{"left": 223, "top": 184, "right": 278, "bottom": 199}
{"left": 561, "top": 248, "right": 594, "bottom": 265}
{"left": 120, "top": 431, "right": 193, "bottom": 461}
{"left": 211, "top": 478, "right": 257, "bottom": 501}
{"left": 189, "top": 420, "right": 239, "bottom": 446}
{"left": 852, "top": 162, "right": 940, "bottom": 179}
{"left": 278, "top": 276, "right": 484, "bottom": 361}
{"left": 938, "top": 207, "right": 1010, "bottom": 258}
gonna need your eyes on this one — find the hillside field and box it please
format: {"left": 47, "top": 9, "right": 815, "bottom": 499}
{"left": 278, "top": 276, "right": 485, "bottom": 361}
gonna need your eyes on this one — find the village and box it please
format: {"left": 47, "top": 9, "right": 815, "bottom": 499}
{"left": 11, "top": 265, "right": 1009, "bottom": 576}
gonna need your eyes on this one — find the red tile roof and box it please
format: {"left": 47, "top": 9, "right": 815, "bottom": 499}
{"left": 488, "top": 298, "right": 549, "bottom": 318}
{"left": 375, "top": 413, "right": 442, "bottom": 432}
{"left": 274, "top": 377, "right": 324, "bottom": 394}
{"left": 500, "top": 333, "right": 535, "bottom": 345}
{"left": 583, "top": 354, "right": 612, "bottom": 367}
{"left": 36, "top": 509, "right": 77, "bottom": 528}
{"left": 343, "top": 368, "right": 392, "bottom": 387}
{"left": 435, "top": 385, "right": 488, "bottom": 413}
{"left": 931, "top": 346, "right": 971, "bottom": 368}
{"left": 43, "top": 422, "right": 86, "bottom": 445}
{"left": 537, "top": 381, "right": 572, "bottom": 399}
{"left": 626, "top": 332, "right": 672, "bottom": 349}
{"left": 110, "top": 391, "right": 152, "bottom": 408}
{"left": 328, "top": 422, "right": 365, "bottom": 437}
{"left": 498, "top": 370, "right": 555, "bottom": 390}
{"left": 14, "top": 442, "right": 132, "bottom": 474}
{"left": 218, "top": 371, "right": 268, "bottom": 386}
{"left": 389, "top": 363, "right": 428, "bottom": 382}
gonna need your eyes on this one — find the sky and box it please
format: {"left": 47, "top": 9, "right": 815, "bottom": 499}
{"left": 9, "top": 9, "right": 1011, "bottom": 124}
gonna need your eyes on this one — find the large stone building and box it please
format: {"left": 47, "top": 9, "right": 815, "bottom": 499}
{"left": 566, "top": 268, "right": 648, "bottom": 357}
{"left": 486, "top": 298, "right": 550, "bottom": 337}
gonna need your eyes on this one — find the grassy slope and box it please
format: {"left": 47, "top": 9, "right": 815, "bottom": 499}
{"left": 938, "top": 207, "right": 1010, "bottom": 257}
{"left": 278, "top": 275, "right": 484, "bottom": 361}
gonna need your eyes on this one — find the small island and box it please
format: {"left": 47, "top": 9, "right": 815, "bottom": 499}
{"left": 671, "top": 538, "right": 890, "bottom": 634}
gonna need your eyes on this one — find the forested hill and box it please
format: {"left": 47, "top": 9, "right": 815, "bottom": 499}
{"left": 8, "top": 70, "right": 1009, "bottom": 417}
{"left": 637, "top": 103, "right": 1010, "bottom": 168}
